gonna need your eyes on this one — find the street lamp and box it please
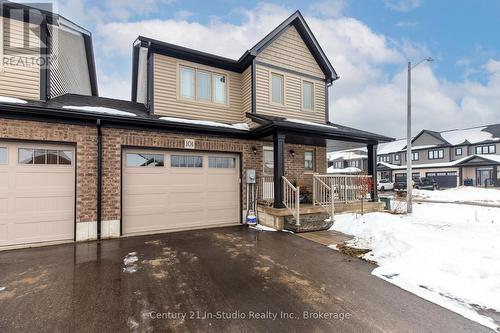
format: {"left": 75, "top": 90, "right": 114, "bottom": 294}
{"left": 406, "top": 57, "right": 433, "bottom": 214}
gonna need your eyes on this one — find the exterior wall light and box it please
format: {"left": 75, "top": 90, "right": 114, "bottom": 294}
{"left": 252, "top": 146, "right": 257, "bottom": 155}
{"left": 289, "top": 149, "right": 296, "bottom": 157}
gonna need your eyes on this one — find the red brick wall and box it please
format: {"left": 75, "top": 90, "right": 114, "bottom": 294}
{"left": 0, "top": 118, "right": 327, "bottom": 224}
{"left": 0, "top": 118, "right": 97, "bottom": 223}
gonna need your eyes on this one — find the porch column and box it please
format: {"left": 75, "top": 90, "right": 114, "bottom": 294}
{"left": 273, "top": 131, "right": 285, "bottom": 208}
{"left": 367, "top": 144, "right": 378, "bottom": 202}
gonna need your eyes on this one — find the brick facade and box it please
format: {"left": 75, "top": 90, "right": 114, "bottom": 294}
{"left": 0, "top": 118, "right": 327, "bottom": 229}
{"left": 0, "top": 118, "right": 98, "bottom": 223}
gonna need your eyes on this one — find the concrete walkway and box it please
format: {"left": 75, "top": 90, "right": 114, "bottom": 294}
{"left": 297, "top": 230, "right": 352, "bottom": 246}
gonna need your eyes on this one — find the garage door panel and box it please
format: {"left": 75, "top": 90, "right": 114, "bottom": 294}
{"left": 0, "top": 142, "right": 75, "bottom": 248}
{"left": 123, "top": 150, "right": 240, "bottom": 235}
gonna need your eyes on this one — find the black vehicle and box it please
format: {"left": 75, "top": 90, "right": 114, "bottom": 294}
{"left": 394, "top": 180, "right": 412, "bottom": 191}
{"left": 415, "top": 177, "right": 438, "bottom": 190}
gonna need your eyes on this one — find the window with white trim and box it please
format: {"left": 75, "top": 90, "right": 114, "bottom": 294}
{"left": 18, "top": 148, "right": 73, "bottom": 165}
{"left": 379, "top": 155, "right": 391, "bottom": 163}
{"left": 209, "top": 156, "right": 235, "bottom": 168}
{"left": 475, "top": 145, "right": 496, "bottom": 154}
{"left": 179, "top": 66, "right": 227, "bottom": 105}
{"left": 304, "top": 150, "right": 315, "bottom": 171}
{"left": 271, "top": 73, "right": 284, "bottom": 105}
{"left": 412, "top": 152, "right": 419, "bottom": 161}
{"left": 455, "top": 147, "right": 462, "bottom": 156}
{"left": 394, "top": 153, "right": 400, "bottom": 161}
{"left": 302, "top": 81, "right": 314, "bottom": 111}
{"left": 428, "top": 149, "right": 444, "bottom": 160}
{"left": 171, "top": 155, "right": 203, "bottom": 168}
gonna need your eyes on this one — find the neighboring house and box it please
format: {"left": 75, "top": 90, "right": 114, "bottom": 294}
{"left": 329, "top": 125, "right": 500, "bottom": 188}
{"left": 0, "top": 5, "right": 391, "bottom": 249}
{"left": 327, "top": 148, "right": 367, "bottom": 174}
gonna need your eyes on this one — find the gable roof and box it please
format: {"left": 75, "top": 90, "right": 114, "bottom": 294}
{"left": 132, "top": 10, "right": 338, "bottom": 100}
{"left": 411, "top": 125, "right": 500, "bottom": 147}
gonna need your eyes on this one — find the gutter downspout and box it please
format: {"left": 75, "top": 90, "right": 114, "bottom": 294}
{"left": 96, "top": 119, "right": 102, "bottom": 239}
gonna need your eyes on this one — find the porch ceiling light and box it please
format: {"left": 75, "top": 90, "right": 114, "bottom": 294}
{"left": 289, "top": 149, "right": 296, "bottom": 157}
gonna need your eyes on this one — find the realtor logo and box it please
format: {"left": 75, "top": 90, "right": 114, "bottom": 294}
{"left": 0, "top": 1, "right": 53, "bottom": 71}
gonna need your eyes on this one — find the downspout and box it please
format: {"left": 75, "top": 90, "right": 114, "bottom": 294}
{"left": 96, "top": 119, "right": 102, "bottom": 239}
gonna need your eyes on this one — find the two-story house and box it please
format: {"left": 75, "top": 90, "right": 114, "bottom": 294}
{"left": 0, "top": 5, "right": 391, "bottom": 249}
{"left": 330, "top": 125, "right": 500, "bottom": 188}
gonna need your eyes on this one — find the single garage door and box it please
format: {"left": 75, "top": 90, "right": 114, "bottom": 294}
{"left": 426, "top": 172, "right": 458, "bottom": 188}
{"left": 123, "top": 150, "right": 240, "bottom": 235}
{"left": 0, "top": 142, "right": 75, "bottom": 247}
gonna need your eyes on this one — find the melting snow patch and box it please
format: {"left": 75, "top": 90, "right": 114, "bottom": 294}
{"left": 62, "top": 106, "right": 137, "bottom": 117}
{"left": 0, "top": 287, "right": 5, "bottom": 292}
{"left": 159, "top": 117, "right": 249, "bottom": 130}
{"left": 286, "top": 118, "right": 337, "bottom": 129}
{"left": 0, "top": 96, "right": 28, "bottom": 104}
{"left": 249, "top": 224, "right": 276, "bottom": 231}
{"left": 123, "top": 252, "right": 139, "bottom": 273}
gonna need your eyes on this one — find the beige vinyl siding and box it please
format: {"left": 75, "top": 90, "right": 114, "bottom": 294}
{"left": 0, "top": 17, "right": 40, "bottom": 100}
{"left": 153, "top": 53, "right": 244, "bottom": 124}
{"left": 255, "top": 64, "right": 325, "bottom": 123}
{"left": 241, "top": 65, "right": 252, "bottom": 125}
{"left": 256, "top": 25, "right": 324, "bottom": 78}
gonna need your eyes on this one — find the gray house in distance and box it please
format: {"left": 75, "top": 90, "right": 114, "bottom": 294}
{"left": 328, "top": 124, "right": 500, "bottom": 188}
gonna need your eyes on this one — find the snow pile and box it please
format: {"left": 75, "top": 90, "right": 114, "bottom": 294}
{"left": 249, "top": 224, "right": 276, "bottom": 232}
{"left": 123, "top": 252, "right": 139, "bottom": 273}
{"left": 332, "top": 203, "right": 500, "bottom": 330}
{"left": 0, "top": 286, "right": 5, "bottom": 292}
{"left": 327, "top": 166, "right": 361, "bottom": 174}
{"left": 0, "top": 96, "right": 28, "bottom": 104}
{"left": 159, "top": 117, "right": 249, "bottom": 131}
{"left": 63, "top": 105, "right": 137, "bottom": 117}
{"left": 414, "top": 187, "right": 500, "bottom": 205}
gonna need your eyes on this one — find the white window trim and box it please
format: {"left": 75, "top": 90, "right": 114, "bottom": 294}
{"left": 269, "top": 72, "right": 285, "bottom": 106}
{"left": 301, "top": 79, "right": 315, "bottom": 112}
{"left": 178, "top": 63, "right": 229, "bottom": 107}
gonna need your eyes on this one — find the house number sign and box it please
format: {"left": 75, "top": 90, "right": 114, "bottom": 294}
{"left": 184, "top": 139, "right": 195, "bottom": 149}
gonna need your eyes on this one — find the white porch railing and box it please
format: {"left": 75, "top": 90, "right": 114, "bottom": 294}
{"left": 258, "top": 175, "right": 274, "bottom": 201}
{"left": 282, "top": 176, "right": 300, "bottom": 226}
{"left": 312, "top": 175, "right": 335, "bottom": 220}
{"left": 314, "top": 174, "right": 373, "bottom": 203}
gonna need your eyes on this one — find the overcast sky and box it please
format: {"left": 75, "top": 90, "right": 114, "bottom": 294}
{"left": 54, "top": 0, "right": 500, "bottom": 139}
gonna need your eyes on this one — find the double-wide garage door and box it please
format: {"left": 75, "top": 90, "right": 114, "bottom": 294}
{"left": 426, "top": 172, "right": 458, "bottom": 188}
{"left": 0, "top": 142, "right": 75, "bottom": 247}
{"left": 123, "top": 150, "right": 240, "bottom": 235}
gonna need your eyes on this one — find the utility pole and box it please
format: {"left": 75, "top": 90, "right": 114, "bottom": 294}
{"left": 406, "top": 62, "right": 412, "bottom": 213}
{"left": 406, "top": 57, "right": 433, "bottom": 214}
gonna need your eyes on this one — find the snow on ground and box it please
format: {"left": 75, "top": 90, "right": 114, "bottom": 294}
{"left": 249, "top": 224, "right": 276, "bottom": 232}
{"left": 123, "top": 252, "right": 139, "bottom": 273}
{"left": 414, "top": 186, "right": 500, "bottom": 205}
{"left": 62, "top": 105, "right": 137, "bottom": 117}
{"left": 0, "top": 287, "right": 5, "bottom": 292}
{"left": 331, "top": 202, "right": 500, "bottom": 331}
{"left": 0, "top": 96, "right": 28, "bottom": 104}
{"left": 159, "top": 117, "right": 249, "bottom": 131}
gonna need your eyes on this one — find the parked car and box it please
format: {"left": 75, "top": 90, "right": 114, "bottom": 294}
{"left": 394, "top": 179, "right": 415, "bottom": 191}
{"left": 377, "top": 179, "right": 394, "bottom": 191}
{"left": 415, "top": 177, "right": 438, "bottom": 190}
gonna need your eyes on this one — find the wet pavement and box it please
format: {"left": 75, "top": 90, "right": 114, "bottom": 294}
{"left": 0, "top": 226, "right": 492, "bottom": 332}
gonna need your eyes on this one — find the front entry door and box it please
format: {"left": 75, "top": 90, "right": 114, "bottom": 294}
{"left": 476, "top": 168, "right": 493, "bottom": 187}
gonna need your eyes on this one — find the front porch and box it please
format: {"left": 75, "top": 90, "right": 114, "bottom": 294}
{"left": 246, "top": 114, "right": 391, "bottom": 232}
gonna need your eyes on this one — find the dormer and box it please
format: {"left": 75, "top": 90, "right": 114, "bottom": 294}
{"left": 0, "top": 1, "right": 98, "bottom": 101}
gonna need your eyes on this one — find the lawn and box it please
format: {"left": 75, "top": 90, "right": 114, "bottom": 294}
{"left": 330, "top": 199, "right": 500, "bottom": 331}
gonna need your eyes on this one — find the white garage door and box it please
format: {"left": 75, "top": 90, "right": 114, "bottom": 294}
{"left": 0, "top": 142, "right": 75, "bottom": 247}
{"left": 123, "top": 150, "right": 240, "bottom": 235}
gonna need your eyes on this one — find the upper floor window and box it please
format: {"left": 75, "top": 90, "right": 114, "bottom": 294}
{"left": 412, "top": 152, "right": 419, "bottom": 161}
{"left": 271, "top": 73, "right": 284, "bottom": 105}
{"left": 455, "top": 147, "right": 463, "bottom": 156}
{"left": 302, "top": 81, "right": 314, "bottom": 111}
{"left": 304, "top": 150, "right": 315, "bottom": 171}
{"left": 475, "top": 145, "right": 495, "bottom": 154}
{"left": 379, "top": 155, "right": 390, "bottom": 163}
{"left": 428, "top": 149, "right": 444, "bottom": 160}
{"left": 334, "top": 161, "right": 343, "bottom": 169}
{"left": 179, "top": 66, "right": 227, "bottom": 105}
{"left": 394, "top": 154, "right": 400, "bottom": 161}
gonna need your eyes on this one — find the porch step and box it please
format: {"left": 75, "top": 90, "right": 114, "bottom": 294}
{"left": 284, "top": 213, "right": 333, "bottom": 233}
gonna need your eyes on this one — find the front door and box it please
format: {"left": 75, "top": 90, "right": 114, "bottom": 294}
{"left": 476, "top": 168, "right": 493, "bottom": 187}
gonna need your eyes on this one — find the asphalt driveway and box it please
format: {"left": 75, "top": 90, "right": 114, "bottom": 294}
{"left": 0, "top": 226, "right": 492, "bottom": 332}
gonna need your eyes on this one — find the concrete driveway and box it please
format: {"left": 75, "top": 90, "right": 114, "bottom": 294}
{"left": 0, "top": 226, "right": 491, "bottom": 332}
